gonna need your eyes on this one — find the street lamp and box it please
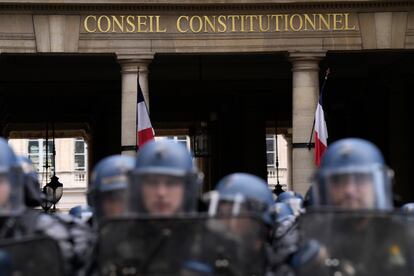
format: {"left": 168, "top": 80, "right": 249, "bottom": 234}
{"left": 41, "top": 187, "right": 53, "bottom": 212}
{"left": 43, "top": 175, "right": 63, "bottom": 211}
{"left": 190, "top": 122, "right": 210, "bottom": 157}
{"left": 41, "top": 122, "right": 63, "bottom": 212}
{"left": 272, "top": 127, "right": 285, "bottom": 196}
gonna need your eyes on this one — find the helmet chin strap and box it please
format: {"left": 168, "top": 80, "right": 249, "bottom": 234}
{"left": 207, "top": 191, "right": 219, "bottom": 217}
{"left": 232, "top": 193, "right": 244, "bottom": 216}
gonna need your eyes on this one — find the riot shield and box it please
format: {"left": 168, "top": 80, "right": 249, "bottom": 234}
{"left": 98, "top": 214, "right": 267, "bottom": 276}
{"left": 296, "top": 210, "right": 414, "bottom": 276}
{"left": 0, "top": 235, "right": 64, "bottom": 276}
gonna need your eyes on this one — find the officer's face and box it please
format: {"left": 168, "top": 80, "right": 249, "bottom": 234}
{"left": 0, "top": 175, "right": 11, "bottom": 206}
{"left": 327, "top": 173, "right": 375, "bottom": 209}
{"left": 101, "top": 190, "right": 126, "bottom": 217}
{"left": 217, "top": 201, "right": 263, "bottom": 250}
{"left": 141, "top": 174, "right": 185, "bottom": 216}
{"left": 218, "top": 202, "right": 256, "bottom": 235}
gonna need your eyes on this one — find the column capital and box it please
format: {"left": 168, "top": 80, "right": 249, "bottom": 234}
{"left": 119, "top": 61, "right": 139, "bottom": 74}
{"left": 289, "top": 51, "right": 326, "bottom": 72}
{"left": 118, "top": 53, "right": 154, "bottom": 73}
{"left": 139, "top": 62, "right": 150, "bottom": 73}
{"left": 117, "top": 52, "right": 154, "bottom": 60}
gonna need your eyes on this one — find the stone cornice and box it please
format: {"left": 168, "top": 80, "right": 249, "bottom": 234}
{"left": 0, "top": 1, "right": 413, "bottom": 13}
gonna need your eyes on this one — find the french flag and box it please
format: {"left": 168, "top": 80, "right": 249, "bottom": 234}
{"left": 137, "top": 83, "right": 155, "bottom": 149}
{"left": 314, "top": 82, "right": 328, "bottom": 167}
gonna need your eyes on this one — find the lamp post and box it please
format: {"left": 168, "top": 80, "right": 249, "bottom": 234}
{"left": 190, "top": 122, "right": 210, "bottom": 157}
{"left": 43, "top": 175, "right": 63, "bottom": 211}
{"left": 41, "top": 122, "right": 63, "bottom": 212}
{"left": 273, "top": 124, "right": 285, "bottom": 196}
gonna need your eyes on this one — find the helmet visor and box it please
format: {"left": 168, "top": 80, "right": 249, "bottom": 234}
{"left": 95, "top": 189, "right": 127, "bottom": 222}
{"left": 315, "top": 165, "right": 393, "bottom": 210}
{"left": 204, "top": 191, "right": 272, "bottom": 225}
{"left": 128, "top": 172, "right": 198, "bottom": 216}
{"left": 0, "top": 168, "right": 24, "bottom": 217}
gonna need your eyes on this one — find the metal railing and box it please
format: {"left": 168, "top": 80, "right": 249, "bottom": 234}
{"left": 267, "top": 167, "right": 287, "bottom": 179}
{"left": 38, "top": 171, "right": 87, "bottom": 186}
{"left": 74, "top": 172, "right": 86, "bottom": 182}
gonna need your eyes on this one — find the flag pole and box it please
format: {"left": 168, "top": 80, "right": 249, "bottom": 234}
{"left": 307, "top": 68, "right": 330, "bottom": 150}
{"left": 136, "top": 78, "right": 139, "bottom": 153}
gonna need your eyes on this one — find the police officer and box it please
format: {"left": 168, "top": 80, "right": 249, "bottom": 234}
{"left": 292, "top": 138, "right": 409, "bottom": 275}
{"left": 270, "top": 191, "right": 305, "bottom": 276}
{"left": 276, "top": 191, "right": 304, "bottom": 217}
{"left": 87, "top": 154, "right": 134, "bottom": 224}
{"left": 401, "top": 203, "right": 414, "bottom": 214}
{"left": 0, "top": 139, "right": 24, "bottom": 220}
{"left": 128, "top": 139, "right": 202, "bottom": 216}
{"left": 69, "top": 205, "right": 93, "bottom": 225}
{"left": 95, "top": 140, "right": 203, "bottom": 275}
{"left": 0, "top": 138, "right": 91, "bottom": 276}
{"left": 200, "top": 173, "right": 275, "bottom": 276}
{"left": 16, "top": 156, "right": 43, "bottom": 208}
{"left": 83, "top": 154, "right": 135, "bottom": 275}
{"left": 313, "top": 138, "right": 393, "bottom": 210}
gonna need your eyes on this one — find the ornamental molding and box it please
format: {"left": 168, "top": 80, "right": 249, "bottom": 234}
{"left": 0, "top": 1, "right": 413, "bottom": 13}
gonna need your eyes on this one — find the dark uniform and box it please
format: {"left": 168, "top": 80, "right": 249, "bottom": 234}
{"left": 0, "top": 138, "right": 92, "bottom": 276}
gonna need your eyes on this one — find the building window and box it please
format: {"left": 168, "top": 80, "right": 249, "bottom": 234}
{"left": 266, "top": 135, "right": 276, "bottom": 167}
{"left": 156, "top": 135, "right": 191, "bottom": 150}
{"left": 166, "top": 136, "right": 190, "bottom": 149}
{"left": 28, "top": 140, "right": 40, "bottom": 171}
{"left": 74, "top": 138, "right": 87, "bottom": 171}
{"left": 27, "top": 139, "right": 54, "bottom": 172}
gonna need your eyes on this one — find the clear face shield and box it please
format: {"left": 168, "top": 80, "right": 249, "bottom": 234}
{"left": 204, "top": 191, "right": 268, "bottom": 246}
{"left": 128, "top": 172, "right": 198, "bottom": 217}
{"left": 315, "top": 165, "right": 393, "bottom": 211}
{"left": 96, "top": 189, "right": 127, "bottom": 221}
{"left": 0, "top": 167, "right": 24, "bottom": 217}
{"left": 94, "top": 175, "right": 129, "bottom": 223}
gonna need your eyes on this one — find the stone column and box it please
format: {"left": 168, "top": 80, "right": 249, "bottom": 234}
{"left": 284, "top": 130, "right": 293, "bottom": 191}
{"left": 289, "top": 51, "right": 325, "bottom": 196}
{"left": 138, "top": 62, "right": 151, "bottom": 109}
{"left": 120, "top": 60, "right": 139, "bottom": 156}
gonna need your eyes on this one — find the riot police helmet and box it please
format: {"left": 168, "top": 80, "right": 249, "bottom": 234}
{"left": 276, "top": 191, "right": 304, "bottom": 216}
{"left": 401, "top": 203, "right": 414, "bottom": 214}
{"left": 87, "top": 155, "right": 134, "bottom": 222}
{"left": 16, "top": 156, "right": 42, "bottom": 207}
{"left": 206, "top": 173, "right": 275, "bottom": 226}
{"left": 69, "top": 205, "right": 94, "bottom": 223}
{"left": 129, "top": 139, "right": 202, "bottom": 216}
{"left": 313, "top": 138, "right": 393, "bottom": 210}
{"left": 0, "top": 138, "right": 24, "bottom": 217}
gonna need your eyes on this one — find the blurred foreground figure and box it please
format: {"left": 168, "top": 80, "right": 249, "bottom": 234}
{"left": 128, "top": 139, "right": 202, "bottom": 216}
{"left": 0, "top": 138, "right": 91, "bottom": 276}
{"left": 292, "top": 138, "right": 412, "bottom": 276}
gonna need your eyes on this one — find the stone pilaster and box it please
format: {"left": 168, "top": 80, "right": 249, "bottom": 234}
{"left": 289, "top": 51, "right": 326, "bottom": 196}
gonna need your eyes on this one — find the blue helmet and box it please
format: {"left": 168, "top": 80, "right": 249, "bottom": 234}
{"left": 276, "top": 191, "right": 303, "bottom": 203}
{"left": 276, "top": 191, "right": 304, "bottom": 216}
{"left": 401, "top": 203, "right": 414, "bottom": 214}
{"left": 88, "top": 155, "right": 134, "bottom": 221}
{"left": 69, "top": 205, "right": 94, "bottom": 223}
{"left": 129, "top": 139, "right": 202, "bottom": 214}
{"left": 314, "top": 138, "right": 393, "bottom": 210}
{"left": 134, "top": 139, "right": 195, "bottom": 177}
{"left": 16, "top": 156, "right": 42, "bottom": 207}
{"left": 0, "top": 138, "right": 24, "bottom": 216}
{"left": 273, "top": 202, "right": 295, "bottom": 223}
{"left": 208, "top": 173, "right": 274, "bottom": 225}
